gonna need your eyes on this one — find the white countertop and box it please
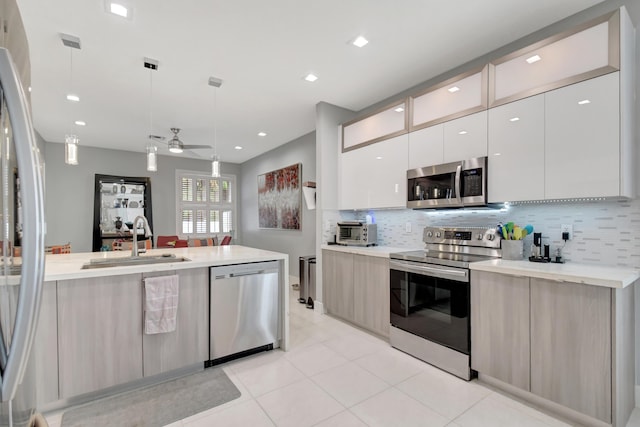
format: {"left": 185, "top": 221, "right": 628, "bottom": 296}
{"left": 43, "top": 245, "right": 288, "bottom": 281}
{"left": 320, "top": 244, "right": 420, "bottom": 258}
{"left": 470, "top": 259, "right": 640, "bottom": 289}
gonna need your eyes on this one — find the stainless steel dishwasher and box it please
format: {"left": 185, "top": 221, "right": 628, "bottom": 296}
{"left": 209, "top": 261, "right": 280, "bottom": 364}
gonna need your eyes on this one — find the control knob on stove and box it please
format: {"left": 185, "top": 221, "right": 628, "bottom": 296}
{"left": 486, "top": 234, "right": 495, "bottom": 241}
{"left": 477, "top": 233, "right": 484, "bottom": 240}
{"left": 435, "top": 232, "right": 441, "bottom": 238}
{"left": 426, "top": 231, "right": 433, "bottom": 238}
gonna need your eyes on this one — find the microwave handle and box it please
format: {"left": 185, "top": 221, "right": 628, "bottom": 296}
{"left": 455, "top": 164, "right": 462, "bottom": 204}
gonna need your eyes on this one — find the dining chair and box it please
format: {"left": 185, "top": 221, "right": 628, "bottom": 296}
{"left": 157, "top": 235, "right": 179, "bottom": 248}
{"left": 220, "top": 235, "right": 232, "bottom": 245}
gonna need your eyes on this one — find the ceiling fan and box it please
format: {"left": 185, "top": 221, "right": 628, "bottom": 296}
{"left": 163, "top": 128, "right": 212, "bottom": 154}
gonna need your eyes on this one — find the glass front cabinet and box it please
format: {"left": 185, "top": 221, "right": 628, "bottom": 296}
{"left": 92, "top": 174, "right": 153, "bottom": 252}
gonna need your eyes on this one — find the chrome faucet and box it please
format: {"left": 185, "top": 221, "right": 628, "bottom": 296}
{"left": 131, "top": 215, "right": 152, "bottom": 257}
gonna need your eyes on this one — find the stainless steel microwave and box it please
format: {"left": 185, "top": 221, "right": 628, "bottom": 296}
{"left": 407, "top": 157, "right": 487, "bottom": 209}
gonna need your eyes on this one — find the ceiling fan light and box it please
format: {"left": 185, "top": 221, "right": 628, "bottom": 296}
{"left": 146, "top": 145, "right": 157, "bottom": 171}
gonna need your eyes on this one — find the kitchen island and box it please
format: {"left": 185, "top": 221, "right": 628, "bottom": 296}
{"left": 35, "top": 245, "right": 289, "bottom": 410}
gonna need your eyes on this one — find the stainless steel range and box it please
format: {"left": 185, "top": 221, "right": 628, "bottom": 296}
{"left": 389, "top": 226, "right": 501, "bottom": 380}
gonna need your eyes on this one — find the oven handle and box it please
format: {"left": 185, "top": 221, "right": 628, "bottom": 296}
{"left": 390, "top": 259, "right": 469, "bottom": 283}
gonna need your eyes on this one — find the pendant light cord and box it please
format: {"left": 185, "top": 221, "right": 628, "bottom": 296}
{"left": 149, "top": 67, "right": 153, "bottom": 144}
{"left": 213, "top": 86, "right": 217, "bottom": 158}
{"left": 68, "top": 47, "right": 73, "bottom": 135}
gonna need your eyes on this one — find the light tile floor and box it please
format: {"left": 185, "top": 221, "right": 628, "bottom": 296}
{"left": 45, "top": 287, "right": 640, "bottom": 427}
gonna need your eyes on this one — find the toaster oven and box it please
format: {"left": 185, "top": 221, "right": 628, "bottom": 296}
{"left": 336, "top": 221, "right": 377, "bottom": 247}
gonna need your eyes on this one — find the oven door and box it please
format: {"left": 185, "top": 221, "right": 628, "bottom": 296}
{"left": 389, "top": 259, "right": 470, "bottom": 354}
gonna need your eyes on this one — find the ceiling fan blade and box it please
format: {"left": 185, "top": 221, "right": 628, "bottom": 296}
{"left": 181, "top": 144, "right": 213, "bottom": 150}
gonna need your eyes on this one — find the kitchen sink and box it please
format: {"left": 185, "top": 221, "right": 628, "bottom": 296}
{"left": 81, "top": 254, "right": 191, "bottom": 269}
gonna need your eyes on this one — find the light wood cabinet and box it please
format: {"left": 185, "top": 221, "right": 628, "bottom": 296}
{"left": 487, "top": 94, "right": 545, "bottom": 203}
{"left": 342, "top": 100, "right": 407, "bottom": 151}
{"left": 470, "top": 271, "right": 529, "bottom": 390}
{"left": 354, "top": 255, "right": 390, "bottom": 337}
{"left": 57, "top": 274, "right": 144, "bottom": 398}
{"left": 322, "top": 250, "right": 354, "bottom": 321}
{"left": 33, "top": 282, "right": 58, "bottom": 406}
{"left": 530, "top": 278, "right": 612, "bottom": 423}
{"left": 544, "top": 72, "right": 621, "bottom": 199}
{"left": 442, "top": 110, "right": 487, "bottom": 163}
{"left": 322, "top": 250, "right": 390, "bottom": 337}
{"left": 142, "top": 268, "right": 209, "bottom": 377}
{"left": 339, "top": 133, "right": 408, "bottom": 210}
{"left": 472, "top": 269, "right": 635, "bottom": 426}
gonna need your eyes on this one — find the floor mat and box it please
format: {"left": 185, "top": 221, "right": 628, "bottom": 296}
{"left": 61, "top": 367, "right": 241, "bottom": 427}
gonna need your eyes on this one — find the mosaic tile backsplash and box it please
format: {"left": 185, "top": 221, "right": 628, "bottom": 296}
{"left": 324, "top": 199, "right": 640, "bottom": 269}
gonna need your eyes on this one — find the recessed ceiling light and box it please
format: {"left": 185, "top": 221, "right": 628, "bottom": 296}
{"left": 28, "top": 86, "right": 31, "bottom": 92}
{"left": 509, "top": 117, "right": 520, "bottom": 122}
{"left": 66, "top": 94, "right": 79, "bottom": 102}
{"left": 394, "top": 107, "right": 404, "bottom": 113}
{"left": 352, "top": 36, "right": 369, "bottom": 48}
{"left": 375, "top": 156, "right": 383, "bottom": 160}
{"left": 578, "top": 99, "right": 591, "bottom": 105}
{"left": 234, "top": 146, "right": 243, "bottom": 150}
{"left": 304, "top": 73, "right": 318, "bottom": 82}
{"left": 458, "top": 130, "right": 468, "bottom": 135}
{"left": 110, "top": 2, "right": 128, "bottom": 17}
{"left": 494, "top": 152, "right": 502, "bottom": 156}
{"left": 75, "top": 120, "right": 86, "bottom": 126}
{"left": 448, "top": 86, "right": 460, "bottom": 93}
{"left": 258, "top": 132, "right": 267, "bottom": 137}
{"left": 526, "top": 54, "right": 541, "bottom": 64}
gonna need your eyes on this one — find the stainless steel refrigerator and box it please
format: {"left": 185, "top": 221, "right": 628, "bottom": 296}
{"left": 0, "top": 47, "right": 46, "bottom": 426}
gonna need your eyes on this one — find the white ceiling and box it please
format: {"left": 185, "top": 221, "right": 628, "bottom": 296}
{"left": 16, "top": 0, "right": 604, "bottom": 164}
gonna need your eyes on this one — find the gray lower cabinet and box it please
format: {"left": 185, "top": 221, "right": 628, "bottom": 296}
{"left": 57, "top": 274, "right": 144, "bottom": 398}
{"left": 530, "top": 278, "right": 612, "bottom": 423}
{"left": 472, "top": 270, "right": 634, "bottom": 426}
{"left": 470, "top": 271, "right": 529, "bottom": 390}
{"left": 322, "top": 250, "right": 390, "bottom": 337}
{"left": 354, "top": 255, "right": 390, "bottom": 336}
{"left": 142, "top": 268, "right": 209, "bottom": 376}
{"left": 33, "top": 282, "right": 58, "bottom": 406}
{"left": 322, "top": 250, "right": 354, "bottom": 321}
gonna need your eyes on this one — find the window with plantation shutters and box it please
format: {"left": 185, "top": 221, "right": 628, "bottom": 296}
{"left": 176, "top": 170, "right": 236, "bottom": 240}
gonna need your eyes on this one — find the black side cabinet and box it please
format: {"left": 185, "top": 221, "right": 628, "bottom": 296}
{"left": 92, "top": 174, "right": 154, "bottom": 252}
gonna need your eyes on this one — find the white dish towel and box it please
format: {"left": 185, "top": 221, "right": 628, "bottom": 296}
{"left": 144, "top": 275, "right": 179, "bottom": 334}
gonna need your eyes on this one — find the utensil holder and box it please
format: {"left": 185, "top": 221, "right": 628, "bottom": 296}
{"left": 502, "top": 240, "right": 524, "bottom": 260}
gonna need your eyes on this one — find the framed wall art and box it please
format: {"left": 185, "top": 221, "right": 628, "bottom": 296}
{"left": 258, "top": 163, "right": 301, "bottom": 230}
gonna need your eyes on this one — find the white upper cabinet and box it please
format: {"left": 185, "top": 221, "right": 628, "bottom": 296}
{"left": 411, "top": 66, "right": 488, "bottom": 130}
{"left": 488, "top": 94, "right": 545, "bottom": 203}
{"left": 443, "top": 110, "right": 487, "bottom": 163}
{"left": 490, "top": 10, "right": 621, "bottom": 107}
{"left": 408, "top": 124, "right": 444, "bottom": 170}
{"left": 342, "top": 100, "right": 407, "bottom": 151}
{"left": 544, "top": 73, "right": 621, "bottom": 199}
{"left": 340, "top": 134, "right": 408, "bottom": 210}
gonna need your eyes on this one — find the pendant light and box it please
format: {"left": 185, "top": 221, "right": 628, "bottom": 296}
{"left": 209, "top": 77, "right": 223, "bottom": 178}
{"left": 61, "top": 33, "right": 81, "bottom": 165}
{"left": 144, "top": 58, "right": 159, "bottom": 172}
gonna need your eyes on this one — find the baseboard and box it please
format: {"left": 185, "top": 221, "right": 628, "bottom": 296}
{"left": 314, "top": 300, "right": 324, "bottom": 314}
{"left": 636, "top": 385, "right": 640, "bottom": 408}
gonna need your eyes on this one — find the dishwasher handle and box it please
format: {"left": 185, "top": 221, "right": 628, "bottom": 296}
{"left": 211, "top": 260, "right": 281, "bottom": 280}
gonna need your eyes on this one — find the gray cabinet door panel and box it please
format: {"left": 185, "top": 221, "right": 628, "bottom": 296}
{"left": 58, "top": 274, "right": 144, "bottom": 398}
{"left": 142, "top": 268, "right": 209, "bottom": 376}
{"left": 471, "top": 271, "right": 530, "bottom": 390}
{"left": 322, "top": 250, "right": 354, "bottom": 321}
{"left": 354, "top": 255, "right": 390, "bottom": 336}
{"left": 530, "top": 278, "right": 611, "bottom": 423}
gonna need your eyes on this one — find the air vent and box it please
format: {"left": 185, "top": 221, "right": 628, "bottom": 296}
{"left": 208, "top": 77, "right": 223, "bottom": 88}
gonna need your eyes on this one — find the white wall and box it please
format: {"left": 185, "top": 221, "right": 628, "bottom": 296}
{"left": 239, "top": 131, "right": 316, "bottom": 278}
{"left": 44, "top": 142, "right": 241, "bottom": 252}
